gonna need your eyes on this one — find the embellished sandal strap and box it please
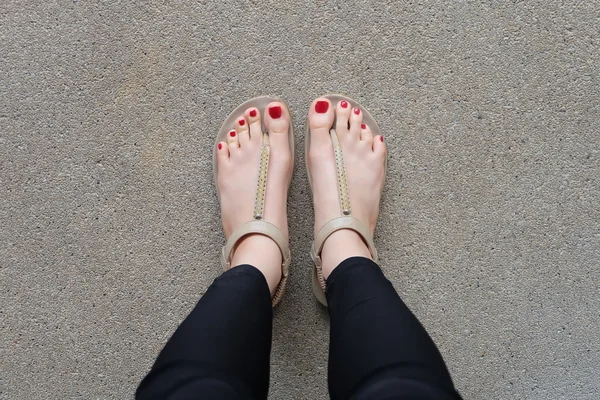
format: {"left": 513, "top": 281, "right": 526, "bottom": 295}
{"left": 220, "top": 133, "right": 290, "bottom": 307}
{"left": 330, "top": 128, "right": 351, "bottom": 215}
{"left": 221, "top": 221, "right": 291, "bottom": 306}
{"left": 253, "top": 133, "right": 270, "bottom": 220}
{"left": 310, "top": 128, "right": 378, "bottom": 303}
{"left": 310, "top": 216, "right": 378, "bottom": 293}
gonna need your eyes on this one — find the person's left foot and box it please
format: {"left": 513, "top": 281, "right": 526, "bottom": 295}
{"left": 215, "top": 102, "right": 293, "bottom": 295}
{"left": 307, "top": 98, "right": 386, "bottom": 279}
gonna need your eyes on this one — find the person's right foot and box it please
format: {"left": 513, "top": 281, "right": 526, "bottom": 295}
{"left": 216, "top": 102, "right": 292, "bottom": 295}
{"left": 307, "top": 97, "right": 386, "bottom": 279}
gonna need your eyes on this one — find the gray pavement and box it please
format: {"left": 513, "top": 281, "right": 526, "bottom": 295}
{"left": 1, "top": 1, "right": 599, "bottom": 399}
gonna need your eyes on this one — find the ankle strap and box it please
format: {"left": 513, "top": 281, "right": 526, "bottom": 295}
{"left": 222, "top": 220, "right": 291, "bottom": 306}
{"left": 310, "top": 216, "right": 378, "bottom": 266}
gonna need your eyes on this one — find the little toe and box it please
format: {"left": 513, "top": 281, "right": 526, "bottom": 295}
{"left": 349, "top": 107, "right": 363, "bottom": 139}
{"left": 216, "top": 141, "right": 230, "bottom": 164}
{"left": 372, "top": 134, "right": 386, "bottom": 156}
{"left": 335, "top": 100, "right": 351, "bottom": 137}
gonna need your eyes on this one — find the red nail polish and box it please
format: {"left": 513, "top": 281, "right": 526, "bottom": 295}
{"left": 218, "top": 143, "right": 223, "bottom": 150}
{"left": 229, "top": 130, "right": 236, "bottom": 137}
{"left": 268, "top": 106, "right": 282, "bottom": 119}
{"left": 361, "top": 123, "right": 366, "bottom": 129}
{"left": 249, "top": 109, "right": 257, "bottom": 118}
{"left": 315, "top": 101, "right": 329, "bottom": 113}
{"left": 238, "top": 119, "right": 245, "bottom": 126}
{"left": 380, "top": 136, "right": 384, "bottom": 142}
{"left": 340, "top": 100, "right": 348, "bottom": 108}
{"left": 353, "top": 108, "right": 360, "bottom": 115}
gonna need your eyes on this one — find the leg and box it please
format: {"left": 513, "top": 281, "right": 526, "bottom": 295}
{"left": 136, "top": 264, "right": 273, "bottom": 400}
{"left": 326, "top": 257, "right": 463, "bottom": 400}
{"left": 306, "top": 97, "right": 462, "bottom": 399}
{"left": 137, "top": 102, "right": 293, "bottom": 399}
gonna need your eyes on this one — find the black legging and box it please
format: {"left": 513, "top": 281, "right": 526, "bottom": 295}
{"left": 136, "top": 257, "right": 463, "bottom": 399}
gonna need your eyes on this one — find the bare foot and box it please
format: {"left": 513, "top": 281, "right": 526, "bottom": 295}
{"left": 216, "top": 103, "right": 293, "bottom": 295}
{"left": 307, "top": 98, "right": 386, "bottom": 279}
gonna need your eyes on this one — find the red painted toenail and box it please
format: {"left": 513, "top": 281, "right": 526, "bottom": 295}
{"left": 340, "top": 100, "right": 348, "bottom": 108}
{"left": 229, "top": 130, "right": 236, "bottom": 137}
{"left": 268, "top": 106, "right": 282, "bottom": 119}
{"left": 218, "top": 143, "right": 223, "bottom": 150}
{"left": 238, "top": 119, "right": 245, "bottom": 126}
{"left": 353, "top": 108, "right": 360, "bottom": 115}
{"left": 315, "top": 101, "right": 329, "bottom": 113}
{"left": 361, "top": 123, "right": 366, "bottom": 129}
{"left": 249, "top": 109, "right": 257, "bottom": 118}
{"left": 380, "top": 136, "right": 384, "bottom": 142}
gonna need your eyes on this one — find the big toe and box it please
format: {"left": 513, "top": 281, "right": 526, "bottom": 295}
{"left": 308, "top": 98, "right": 334, "bottom": 147}
{"left": 264, "top": 102, "right": 289, "bottom": 135}
{"left": 264, "top": 102, "right": 291, "bottom": 160}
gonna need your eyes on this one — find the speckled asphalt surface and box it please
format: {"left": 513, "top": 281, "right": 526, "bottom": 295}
{"left": 1, "top": 1, "right": 599, "bottom": 399}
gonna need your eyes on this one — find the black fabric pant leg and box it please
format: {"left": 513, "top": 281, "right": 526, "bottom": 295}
{"left": 326, "top": 257, "right": 463, "bottom": 400}
{"left": 136, "top": 265, "right": 273, "bottom": 400}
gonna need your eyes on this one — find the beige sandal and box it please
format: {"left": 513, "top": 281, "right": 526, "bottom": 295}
{"left": 213, "top": 96, "right": 295, "bottom": 307}
{"left": 305, "top": 94, "right": 387, "bottom": 306}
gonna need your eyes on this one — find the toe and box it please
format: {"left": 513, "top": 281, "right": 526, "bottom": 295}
{"left": 216, "top": 141, "right": 230, "bottom": 163}
{"left": 335, "top": 100, "right": 351, "bottom": 137}
{"left": 264, "top": 102, "right": 291, "bottom": 158}
{"left": 226, "top": 129, "right": 239, "bottom": 149}
{"left": 245, "top": 107, "right": 262, "bottom": 145}
{"left": 234, "top": 116, "right": 249, "bottom": 146}
{"left": 264, "top": 102, "right": 289, "bottom": 134}
{"left": 308, "top": 98, "right": 335, "bottom": 148}
{"left": 361, "top": 122, "right": 373, "bottom": 143}
{"left": 349, "top": 107, "right": 363, "bottom": 139}
{"left": 372, "top": 134, "right": 386, "bottom": 155}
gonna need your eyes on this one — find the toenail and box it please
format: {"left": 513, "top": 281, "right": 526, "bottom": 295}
{"left": 218, "top": 143, "right": 223, "bottom": 150}
{"left": 315, "top": 101, "right": 329, "bottom": 113}
{"left": 353, "top": 108, "right": 360, "bottom": 115}
{"left": 340, "top": 100, "right": 348, "bottom": 108}
{"left": 380, "top": 136, "right": 384, "bottom": 142}
{"left": 229, "top": 130, "right": 236, "bottom": 137}
{"left": 361, "top": 123, "right": 366, "bottom": 129}
{"left": 239, "top": 119, "right": 245, "bottom": 126}
{"left": 249, "top": 109, "right": 257, "bottom": 118}
{"left": 268, "top": 106, "right": 282, "bottom": 119}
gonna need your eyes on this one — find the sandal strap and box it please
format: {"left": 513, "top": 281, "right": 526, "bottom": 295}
{"left": 310, "top": 216, "right": 379, "bottom": 292}
{"left": 330, "top": 128, "right": 351, "bottom": 215}
{"left": 310, "top": 128, "right": 379, "bottom": 298}
{"left": 253, "top": 133, "right": 270, "bottom": 220}
{"left": 221, "top": 132, "right": 290, "bottom": 307}
{"left": 306, "top": 96, "right": 385, "bottom": 306}
{"left": 221, "top": 220, "right": 291, "bottom": 306}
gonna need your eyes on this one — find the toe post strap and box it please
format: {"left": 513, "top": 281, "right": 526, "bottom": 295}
{"left": 330, "top": 129, "right": 351, "bottom": 215}
{"left": 253, "top": 134, "right": 270, "bottom": 220}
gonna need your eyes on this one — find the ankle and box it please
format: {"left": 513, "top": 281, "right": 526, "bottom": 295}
{"left": 320, "top": 229, "right": 372, "bottom": 279}
{"left": 231, "top": 234, "right": 283, "bottom": 295}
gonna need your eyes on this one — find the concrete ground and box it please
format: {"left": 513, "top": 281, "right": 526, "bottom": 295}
{"left": 1, "top": 1, "right": 599, "bottom": 399}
